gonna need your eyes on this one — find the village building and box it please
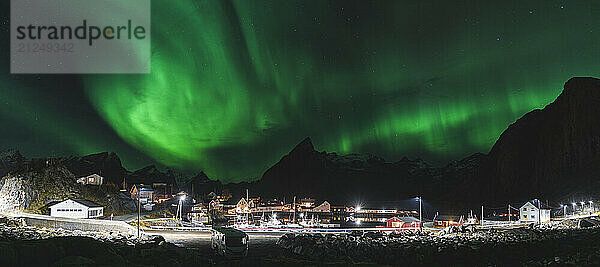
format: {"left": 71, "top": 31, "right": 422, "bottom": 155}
{"left": 311, "top": 201, "right": 331, "bottom": 213}
{"left": 188, "top": 203, "right": 210, "bottom": 224}
{"left": 208, "top": 199, "right": 224, "bottom": 211}
{"left": 330, "top": 205, "right": 347, "bottom": 214}
{"left": 299, "top": 198, "right": 316, "bottom": 208}
{"left": 49, "top": 199, "right": 104, "bottom": 219}
{"left": 386, "top": 216, "right": 421, "bottom": 228}
{"left": 252, "top": 205, "right": 283, "bottom": 213}
{"left": 235, "top": 198, "right": 256, "bottom": 214}
{"left": 123, "top": 166, "right": 177, "bottom": 199}
{"left": 76, "top": 174, "right": 104, "bottom": 185}
{"left": 263, "top": 198, "right": 283, "bottom": 206}
{"left": 356, "top": 208, "right": 398, "bottom": 215}
{"left": 519, "top": 201, "right": 551, "bottom": 223}
{"left": 433, "top": 215, "right": 463, "bottom": 228}
{"left": 130, "top": 185, "right": 154, "bottom": 204}
{"left": 150, "top": 183, "right": 170, "bottom": 199}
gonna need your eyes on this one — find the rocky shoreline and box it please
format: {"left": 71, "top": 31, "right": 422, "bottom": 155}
{"left": 0, "top": 215, "right": 209, "bottom": 266}
{"left": 278, "top": 220, "right": 600, "bottom": 265}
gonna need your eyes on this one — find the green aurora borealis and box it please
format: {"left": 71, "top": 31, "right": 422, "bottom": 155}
{"left": 2, "top": 0, "right": 600, "bottom": 182}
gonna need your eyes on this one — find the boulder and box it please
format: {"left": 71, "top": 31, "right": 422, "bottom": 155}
{"left": 578, "top": 219, "right": 595, "bottom": 228}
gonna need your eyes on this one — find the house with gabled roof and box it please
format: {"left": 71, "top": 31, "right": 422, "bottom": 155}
{"left": 49, "top": 199, "right": 104, "bottom": 219}
{"left": 520, "top": 201, "right": 550, "bottom": 223}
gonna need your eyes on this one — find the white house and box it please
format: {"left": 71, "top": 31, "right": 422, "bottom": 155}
{"left": 520, "top": 201, "right": 550, "bottom": 223}
{"left": 76, "top": 174, "right": 104, "bottom": 185}
{"left": 49, "top": 199, "right": 104, "bottom": 219}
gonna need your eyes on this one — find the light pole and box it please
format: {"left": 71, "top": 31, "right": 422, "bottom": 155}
{"left": 481, "top": 205, "right": 484, "bottom": 226}
{"left": 137, "top": 190, "right": 140, "bottom": 239}
{"left": 416, "top": 197, "right": 422, "bottom": 230}
{"left": 178, "top": 195, "right": 186, "bottom": 220}
{"left": 536, "top": 199, "right": 541, "bottom": 224}
{"left": 293, "top": 196, "right": 296, "bottom": 224}
{"left": 562, "top": 205, "right": 567, "bottom": 218}
{"left": 572, "top": 203, "right": 577, "bottom": 216}
{"left": 590, "top": 201, "right": 594, "bottom": 213}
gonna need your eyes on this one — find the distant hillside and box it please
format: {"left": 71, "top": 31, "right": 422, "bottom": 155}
{"left": 254, "top": 137, "right": 483, "bottom": 205}
{"left": 61, "top": 152, "right": 127, "bottom": 185}
{"left": 0, "top": 165, "right": 136, "bottom": 215}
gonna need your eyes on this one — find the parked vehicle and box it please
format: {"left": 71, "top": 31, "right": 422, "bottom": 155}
{"left": 211, "top": 227, "right": 249, "bottom": 257}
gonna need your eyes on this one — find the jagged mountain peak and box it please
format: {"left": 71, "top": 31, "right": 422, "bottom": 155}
{"left": 135, "top": 164, "right": 160, "bottom": 173}
{"left": 289, "top": 137, "right": 316, "bottom": 154}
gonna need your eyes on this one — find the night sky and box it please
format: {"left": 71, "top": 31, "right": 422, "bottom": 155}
{"left": 1, "top": 0, "right": 600, "bottom": 182}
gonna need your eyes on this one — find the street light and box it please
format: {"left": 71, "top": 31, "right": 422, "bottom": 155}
{"left": 572, "top": 203, "right": 577, "bottom": 216}
{"left": 137, "top": 190, "right": 141, "bottom": 239}
{"left": 178, "top": 195, "right": 186, "bottom": 221}
{"left": 535, "top": 199, "right": 540, "bottom": 224}
{"left": 415, "top": 197, "right": 422, "bottom": 230}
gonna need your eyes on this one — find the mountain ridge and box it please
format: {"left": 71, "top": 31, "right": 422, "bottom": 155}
{"left": 254, "top": 77, "right": 600, "bottom": 206}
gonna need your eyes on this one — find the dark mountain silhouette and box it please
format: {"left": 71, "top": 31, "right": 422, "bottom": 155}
{"left": 1, "top": 151, "right": 129, "bottom": 186}
{"left": 127, "top": 165, "right": 174, "bottom": 185}
{"left": 179, "top": 171, "right": 223, "bottom": 199}
{"left": 60, "top": 152, "right": 127, "bottom": 185}
{"left": 0, "top": 151, "right": 182, "bottom": 195}
{"left": 255, "top": 137, "right": 479, "bottom": 204}
{"left": 476, "top": 77, "right": 600, "bottom": 203}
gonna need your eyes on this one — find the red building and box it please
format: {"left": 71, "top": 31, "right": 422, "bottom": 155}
{"left": 386, "top": 216, "right": 421, "bottom": 228}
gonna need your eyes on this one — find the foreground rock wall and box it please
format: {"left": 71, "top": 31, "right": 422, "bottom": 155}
{"left": 0, "top": 166, "right": 76, "bottom": 213}
{"left": 15, "top": 213, "right": 138, "bottom": 236}
{"left": 278, "top": 226, "right": 600, "bottom": 265}
{"left": 0, "top": 176, "right": 36, "bottom": 212}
